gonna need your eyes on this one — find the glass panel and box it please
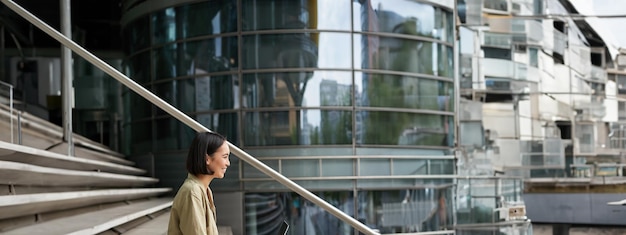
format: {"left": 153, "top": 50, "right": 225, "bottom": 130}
{"left": 360, "top": 159, "right": 390, "bottom": 176}
{"left": 123, "top": 15, "right": 150, "bottom": 53}
{"left": 354, "top": 35, "right": 453, "bottom": 76}
{"left": 129, "top": 91, "right": 152, "bottom": 120}
{"left": 174, "top": 79, "right": 196, "bottom": 113}
{"left": 191, "top": 75, "right": 238, "bottom": 111}
{"left": 154, "top": 117, "right": 179, "bottom": 150}
{"left": 358, "top": 188, "right": 453, "bottom": 233}
{"left": 176, "top": 0, "right": 237, "bottom": 39}
{"left": 245, "top": 192, "right": 358, "bottom": 235}
{"left": 130, "top": 120, "right": 152, "bottom": 155}
{"left": 152, "top": 8, "right": 176, "bottom": 44}
{"left": 353, "top": 0, "right": 454, "bottom": 43}
{"left": 283, "top": 159, "right": 319, "bottom": 177}
{"left": 243, "top": 110, "right": 352, "bottom": 146}
{"left": 247, "top": 147, "right": 353, "bottom": 157}
{"left": 484, "top": 0, "right": 508, "bottom": 11}
{"left": 529, "top": 47, "right": 539, "bottom": 67}
{"left": 194, "top": 112, "right": 239, "bottom": 145}
{"left": 127, "top": 51, "right": 151, "bottom": 84}
{"left": 243, "top": 180, "right": 353, "bottom": 190}
{"left": 153, "top": 44, "right": 177, "bottom": 80}
{"left": 241, "top": 0, "right": 351, "bottom": 31}
{"left": 322, "top": 159, "right": 353, "bottom": 176}
{"left": 243, "top": 160, "right": 279, "bottom": 178}
{"left": 393, "top": 159, "right": 427, "bottom": 175}
{"left": 242, "top": 33, "right": 352, "bottom": 70}
{"left": 154, "top": 82, "right": 177, "bottom": 116}
{"left": 429, "top": 159, "right": 455, "bottom": 175}
{"left": 355, "top": 72, "right": 453, "bottom": 110}
{"left": 242, "top": 71, "right": 352, "bottom": 108}
{"left": 157, "top": 76, "right": 238, "bottom": 118}
{"left": 176, "top": 37, "right": 238, "bottom": 77}
{"left": 460, "top": 121, "right": 484, "bottom": 147}
{"left": 357, "top": 111, "right": 450, "bottom": 146}
{"left": 355, "top": 147, "right": 447, "bottom": 156}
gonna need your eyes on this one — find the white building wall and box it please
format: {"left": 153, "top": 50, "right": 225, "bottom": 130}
{"left": 603, "top": 81, "right": 618, "bottom": 122}
{"left": 518, "top": 99, "right": 533, "bottom": 140}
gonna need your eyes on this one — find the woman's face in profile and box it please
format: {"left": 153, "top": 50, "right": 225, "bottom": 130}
{"left": 207, "top": 142, "right": 231, "bottom": 178}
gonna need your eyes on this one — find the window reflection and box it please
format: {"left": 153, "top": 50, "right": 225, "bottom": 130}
{"left": 244, "top": 189, "right": 454, "bottom": 235}
{"left": 176, "top": 0, "right": 237, "bottom": 38}
{"left": 241, "top": 0, "right": 351, "bottom": 31}
{"left": 129, "top": 92, "right": 152, "bottom": 120}
{"left": 129, "top": 120, "right": 152, "bottom": 155}
{"left": 152, "top": 8, "right": 176, "bottom": 44}
{"left": 179, "top": 38, "right": 238, "bottom": 77}
{"left": 153, "top": 44, "right": 177, "bottom": 80}
{"left": 123, "top": 16, "right": 150, "bottom": 53}
{"left": 153, "top": 38, "right": 238, "bottom": 80}
{"left": 357, "top": 111, "right": 450, "bottom": 146}
{"left": 354, "top": 34, "right": 453, "bottom": 76}
{"left": 353, "top": 0, "right": 454, "bottom": 43}
{"left": 155, "top": 117, "right": 180, "bottom": 150}
{"left": 242, "top": 71, "right": 352, "bottom": 108}
{"left": 242, "top": 33, "right": 351, "bottom": 70}
{"left": 193, "top": 75, "right": 238, "bottom": 111}
{"left": 127, "top": 51, "right": 151, "bottom": 84}
{"left": 244, "top": 110, "right": 352, "bottom": 146}
{"left": 359, "top": 188, "right": 454, "bottom": 233}
{"left": 355, "top": 72, "right": 453, "bottom": 111}
{"left": 194, "top": 112, "right": 239, "bottom": 145}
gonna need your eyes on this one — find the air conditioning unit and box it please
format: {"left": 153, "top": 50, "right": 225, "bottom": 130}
{"left": 495, "top": 201, "right": 527, "bottom": 221}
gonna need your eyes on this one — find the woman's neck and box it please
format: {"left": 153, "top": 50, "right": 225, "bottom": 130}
{"left": 195, "top": 174, "right": 214, "bottom": 188}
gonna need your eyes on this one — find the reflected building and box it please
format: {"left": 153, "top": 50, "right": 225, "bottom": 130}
{"left": 120, "top": 0, "right": 464, "bottom": 234}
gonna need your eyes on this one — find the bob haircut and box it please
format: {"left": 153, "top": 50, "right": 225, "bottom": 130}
{"left": 186, "top": 132, "right": 227, "bottom": 175}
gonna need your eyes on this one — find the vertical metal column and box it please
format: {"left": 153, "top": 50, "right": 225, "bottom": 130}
{"left": 453, "top": 0, "right": 460, "bottom": 229}
{"left": 60, "top": 0, "right": 74, "bottom": 156}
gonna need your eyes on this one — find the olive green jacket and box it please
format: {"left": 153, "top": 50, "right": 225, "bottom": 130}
{"left": 168, "top": 173, "right": 218, "bottom": 235}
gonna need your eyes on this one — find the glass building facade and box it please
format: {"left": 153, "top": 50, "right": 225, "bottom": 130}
{"left": 121, "top": 0, "right": 458, "bottom": 234}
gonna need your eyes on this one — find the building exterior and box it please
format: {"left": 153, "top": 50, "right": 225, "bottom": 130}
{"left": 120, "top": 0, "right": 465, "bottom": 234}
{"left": 5, "top": 0, "right": 626, "bottom": 234}
{"left": 459, "top": 0, "right": 626, "bottom": 231}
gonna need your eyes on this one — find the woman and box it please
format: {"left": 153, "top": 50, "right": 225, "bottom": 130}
{"left": 168, "top": 132, "right": 231, "bottom": 235}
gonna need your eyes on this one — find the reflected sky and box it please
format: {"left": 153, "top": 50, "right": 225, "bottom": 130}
{"left": 315, "top": 0, "right": 351, "bottom": 30}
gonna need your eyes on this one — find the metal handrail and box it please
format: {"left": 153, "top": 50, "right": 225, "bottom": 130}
{"left": 0, "top": 80, "right": 14, "bottom": 143}
{"left": 0, "top": 0, "right": 379, "bottom": 234}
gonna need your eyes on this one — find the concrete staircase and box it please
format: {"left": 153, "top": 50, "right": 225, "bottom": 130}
{"left": 0, "top": 103, "right": 172, "bottom": 234}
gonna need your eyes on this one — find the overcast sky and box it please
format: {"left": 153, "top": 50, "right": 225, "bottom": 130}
{"left": 570, "top": 0, "right": 626, "bottom": 51}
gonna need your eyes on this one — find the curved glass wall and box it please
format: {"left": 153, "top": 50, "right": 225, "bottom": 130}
{"left": 122, "top": 0, "right": 455, "bottom": 233}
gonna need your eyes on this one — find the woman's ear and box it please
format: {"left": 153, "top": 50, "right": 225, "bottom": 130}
{"left": 205, "top": 154, "right": 211, "bottom": 165}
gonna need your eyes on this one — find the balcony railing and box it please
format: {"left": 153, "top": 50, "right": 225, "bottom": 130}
{"left": 527, "top": 20, "right": 544, "bottom": 43}
{"left": 520, "top": 139, "right": 565, "bottom": 169}
{"left": 553, "top": 29, "right": 566, "bottom": 55}
{"left": 484, "top": 0, "right": 510, "bottom": 13}
{"left": 590, "top": 65, "right": 607, "bottom": 82}
{"left": 482, "top": 31, "right": 512, "bottom": 48}
{"left": 482, "top": 58, "right": 528, "bottom": 81}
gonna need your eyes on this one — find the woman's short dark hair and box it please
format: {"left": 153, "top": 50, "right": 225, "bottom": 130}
{"left": 186, "top": 132, "right": 227, "bottom": 175}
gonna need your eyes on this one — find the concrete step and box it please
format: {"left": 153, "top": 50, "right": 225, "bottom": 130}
{"left": 0, "top": 140, "right": 145, "bottom": 175}
{"left": 122, "top": 211, "right": 235, "bottom": 235}
{"left": 0, "top": 160, "right": 158, "bottom": 187}
{"left": 1, "top": 198, "right": 172, "bottom": 235}
{"left": 0, "top": 188, "right": 171, "bottom": 220}
{"left": 0, "top": 103, "right": 129, "bottom": 164}
{"left": 121, "top": 209, "right": 171, "bottom": 235}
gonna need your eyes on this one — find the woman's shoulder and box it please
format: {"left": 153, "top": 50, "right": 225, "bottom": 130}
{"left": 176, "top": 179, "right": 204, "bottom": 195}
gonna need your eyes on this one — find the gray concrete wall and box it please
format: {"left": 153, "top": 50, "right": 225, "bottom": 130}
{"left": 524, "top": 193, "right": 626, "bottom": 225}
